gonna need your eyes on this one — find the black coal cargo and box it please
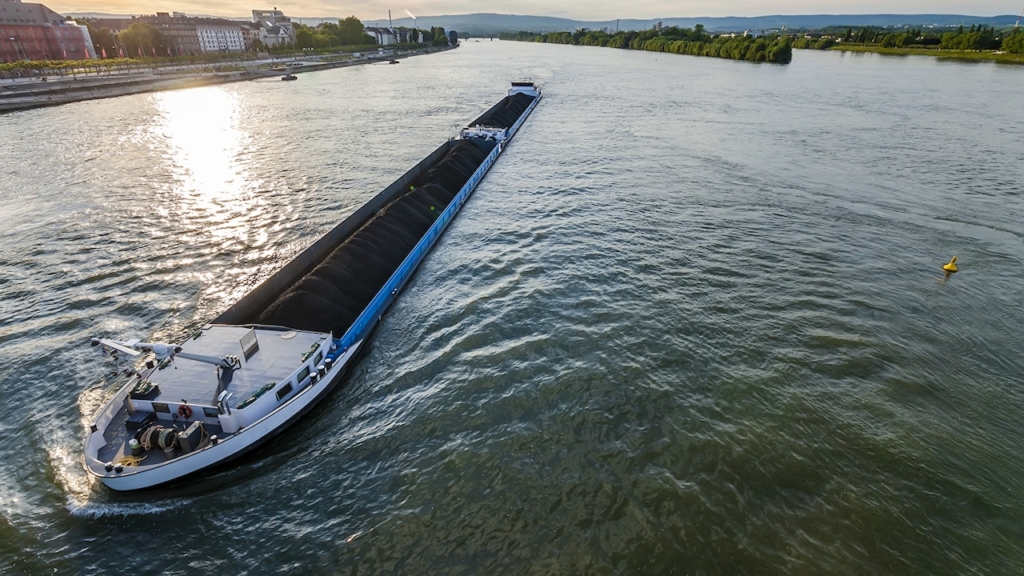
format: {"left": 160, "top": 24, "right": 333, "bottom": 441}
{"left": 211, "top": 86, "right": 539, "bottom": 340}
{"left": 256, "top": 140, "right": 494, "bottom": 336}
{"left": 468, "top": 93, "right": 536, "bottom": 129}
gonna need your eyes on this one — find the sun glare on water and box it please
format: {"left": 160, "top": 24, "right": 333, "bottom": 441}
{"left": 136, "top": 86, "right": 286, "bottom": 324}
{"left": 153, "top": 87, "right": 249, "bottom": 205}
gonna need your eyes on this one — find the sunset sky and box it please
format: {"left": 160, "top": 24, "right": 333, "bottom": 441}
{"left": 50, "top": 0, "right": 1019, "bottom": 20}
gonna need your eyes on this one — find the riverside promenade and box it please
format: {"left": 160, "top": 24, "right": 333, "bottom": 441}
{"left": 0, "top": 46, "right": 453, "bottom": 113}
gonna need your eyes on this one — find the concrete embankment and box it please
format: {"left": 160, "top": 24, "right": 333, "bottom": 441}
{"left": 0, "top": 72, "right": 260, "bottom": 112}
{"left": 0, "top": 47, "right": 452, "bottom": 114}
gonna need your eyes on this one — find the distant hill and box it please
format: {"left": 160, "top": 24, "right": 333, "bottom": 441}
{"left": 371, "top": 13, "right": 1019, "bottom": 36}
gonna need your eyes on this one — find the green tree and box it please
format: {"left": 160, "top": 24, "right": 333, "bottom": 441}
{"left": 313, "top": 32, "right": 336, "bottom": 48}
{"left": 88, "top": 25, "right": 117, "bottom": 57}
{"left": 1004, "top": 29, "right": 1024, "bottom": 54}
{"left": 433, "top": 26, "right": 448, "bottom": 46}
{"left": 338, "top": 16, "right": 366, "bottom": 45}
{"left": 119, "top": 22, "right": 166, "bottom": 57}
{"left": 318, "top": 21, "right": 340, "bottom": 42}
{"left": 296, "top": 27, "right": 314, "bottom": 49}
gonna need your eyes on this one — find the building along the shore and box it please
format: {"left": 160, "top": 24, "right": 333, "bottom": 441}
{"left": 364, "top": 27, "right": 427, "bottom": 46}
{"left": 86, "top": 8, "right": 296, "bottom": 57}
{"left": 0, "top": 0, "right": 91, "bottom": 61}
{"left": 140, "top": 12, "right": 204, "bottom": 56}
{"left": 252, "top": 8, "right": 295, "bottom": 47}
{"left": 365, "top": 27, "right": 396, "bottom": 45}
{"left": 196, "top": 19, "right": 245, "bottom": 52}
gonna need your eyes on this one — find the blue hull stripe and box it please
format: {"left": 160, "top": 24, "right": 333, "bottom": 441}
{"left": 339, "top": 96, "right": 540, "bottom": 351}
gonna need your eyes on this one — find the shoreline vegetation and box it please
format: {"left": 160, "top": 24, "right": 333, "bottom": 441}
{"left": 499, "top": 27, "right": 793, "bottom": 64}
{"left": 794, "top": 25, "right": 1024, "bottom": 64}
{"left": 824, "top": 45, "right": 1024, "bottom": 64}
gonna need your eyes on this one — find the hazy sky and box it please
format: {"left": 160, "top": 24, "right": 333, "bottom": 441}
{"left": 54, "top": 0, "right": 1020, "bottom": 20}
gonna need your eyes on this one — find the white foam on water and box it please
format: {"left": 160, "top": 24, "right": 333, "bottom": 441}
{"left": 77, "top": 384, "right": 114, "bottom": 426}
{"left": 48, "top": 442, "right": 191, "bottom": 519}
{"left": 65, "top": 496, "right": 189, "bottom": 519}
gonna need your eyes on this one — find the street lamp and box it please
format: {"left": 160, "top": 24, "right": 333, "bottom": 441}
{"left": 10, "top": 37, "right": 25, "bottom": 61}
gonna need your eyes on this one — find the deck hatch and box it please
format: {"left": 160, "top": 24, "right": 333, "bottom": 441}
{"left": 240, "top": 328, "right": 259, "bottom": 359}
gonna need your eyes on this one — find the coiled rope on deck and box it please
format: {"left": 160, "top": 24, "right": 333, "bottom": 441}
{"left": 116, "top": 454, "right": 148, "bottom": 467}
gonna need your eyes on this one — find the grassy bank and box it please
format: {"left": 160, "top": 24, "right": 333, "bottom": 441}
{"left": 822, "top": 44, "right": 1024, "bottom": 64}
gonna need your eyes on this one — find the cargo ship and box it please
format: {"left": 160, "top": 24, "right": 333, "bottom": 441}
{"left": 83, "top": 82, "right": 542, "bottom": 491}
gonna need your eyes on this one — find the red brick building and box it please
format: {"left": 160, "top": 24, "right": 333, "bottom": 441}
{"left": 0, "top": 0, "right": 91, "bottom": 62}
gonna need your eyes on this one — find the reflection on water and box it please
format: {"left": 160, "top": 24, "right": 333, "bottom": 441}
{"left": 144, "top": 88, "right": 266, "bottom": 262}
{"left": 155, "top": 87, "right": 248, "bottom": 203}
{"left": 143, "top": 88, "right": 280, "bottom": 312}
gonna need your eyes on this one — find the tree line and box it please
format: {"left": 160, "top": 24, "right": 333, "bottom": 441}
{"left": 794, "top": 25, "right": 1024, "bottom": 54}
{"left": 499, "top": 26, "right": 793, "bottom": 64}
{"left": 294, "top": 22, "right": 451, "bottom": 50}
{"left": 294, "top": 17, "right": 375, "bottom": 49}
{"left": 77, "top": 20, "right": 169, "bottom": 58}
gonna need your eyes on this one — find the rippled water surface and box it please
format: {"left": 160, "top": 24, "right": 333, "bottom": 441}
{"left": 2, "top": 42, "right": 1024, "bottom": 575}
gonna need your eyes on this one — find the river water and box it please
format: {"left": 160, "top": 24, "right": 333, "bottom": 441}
{"left": 1, "top": 41, "right": 1023, "bottom": 574}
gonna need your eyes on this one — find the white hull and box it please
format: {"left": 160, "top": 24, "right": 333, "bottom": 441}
{"left": 85, "top": 341, "right": 362, "bottom": 491}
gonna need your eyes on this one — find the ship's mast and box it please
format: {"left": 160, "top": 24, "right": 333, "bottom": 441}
{"left": 1017, "top": 4, "right": 1024, "bottom": 29}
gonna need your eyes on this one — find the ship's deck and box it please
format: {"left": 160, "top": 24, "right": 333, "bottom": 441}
{"left": 150, "top": 326, "right": 326, "bottom": 408}
{"left": 96, "top": 411, "right": 229, "bottom": 466}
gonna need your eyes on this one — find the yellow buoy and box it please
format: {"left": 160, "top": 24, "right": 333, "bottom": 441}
{"left": 942, "top": 256, "right": 958, "bottom": 274}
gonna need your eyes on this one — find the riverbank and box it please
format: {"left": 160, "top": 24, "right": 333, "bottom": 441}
{"left": 0, "top": 46, "right": 453, "bottom": 113}
{"left": 822, "top": 44, "right": 1024, "bottom": 64}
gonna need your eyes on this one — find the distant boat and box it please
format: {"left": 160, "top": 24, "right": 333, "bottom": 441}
{"left": 388, "top": 59, "right": 399, "bottom": 64}
{"left": 281, "top": 74, "right": 298, "bottom": 81}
